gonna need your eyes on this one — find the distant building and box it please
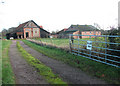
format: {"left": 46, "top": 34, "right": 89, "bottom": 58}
{"left": 57, "top": 25, "right": 101, "bottom": 38}
{"left": 56, "top": 28, "right": 68, "bottom": 38}
{"left": 6, "top": 20, "right": 50, "bottom": 39}
{"left": 1, "top": 29, "right": 8, "bottom": 39}
{"left": 50, "top": 33, "right": 58, "bottom": 38}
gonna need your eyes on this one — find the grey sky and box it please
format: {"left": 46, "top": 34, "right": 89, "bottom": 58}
{"left": 0, "top": 0, "right": 119, "bottom": 32}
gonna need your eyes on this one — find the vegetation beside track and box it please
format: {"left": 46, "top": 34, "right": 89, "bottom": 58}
{"left": 2, "top": 40, "right": 15, "bottom": 84}
{"left": 23, "top": 40, "right": 120, "bottom": 84}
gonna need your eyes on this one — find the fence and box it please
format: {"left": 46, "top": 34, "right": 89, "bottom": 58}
{"left": 69, "top": 34, "right": 120, "bottom": 68}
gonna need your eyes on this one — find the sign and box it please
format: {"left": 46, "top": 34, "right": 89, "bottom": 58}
{"left": 87, "top": 41, "right": 92, "bottom": 50}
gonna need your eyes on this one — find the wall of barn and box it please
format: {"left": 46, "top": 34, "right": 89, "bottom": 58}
{"left": 72, "top": 31, "right": 101, "bottom": 39}
{"left": 17, "top": 32, "right": 24, "bottom": 39}
{"left": 40, "top": 30, "right": 49, "bottom": 38}
{"left": 81, "top": 31, "right": 101, "bottom": 38}
{"left": 33, "top": 28, "right": 40, "bottom": 37}
{"left": 73, "top": 31, "right": 81, "bottom": 39}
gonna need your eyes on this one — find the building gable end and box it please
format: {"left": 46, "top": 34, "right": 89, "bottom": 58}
{"left": 24, "top": 21, "right": 38, "bottom": 28}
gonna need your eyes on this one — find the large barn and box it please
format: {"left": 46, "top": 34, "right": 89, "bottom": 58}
{"left": 57, "top": 25, "right": 101, "bottom": 38}
{"left": 6, "top": 20, "right": 50, "bottom": 39}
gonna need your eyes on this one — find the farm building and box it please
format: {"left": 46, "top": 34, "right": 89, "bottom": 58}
{"left": 6, "top": 20, "right": 50, "bottom": 39}
{"left": 57, "top": 25, "right": 101, "bottom": 38}
{"left": 50, "top": 33, "right": 58, "bottom": 38}
{"left": 56, "top": 28, "right": 68, "bottom": 38}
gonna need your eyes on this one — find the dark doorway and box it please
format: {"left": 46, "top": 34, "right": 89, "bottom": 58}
{"left": 26, "top": 32, "right": 29, "bottom": 38}
{"left": 19, "top": 35, "right": 21, "bottom": 39}
{"left": 6, "top": 33, "right": 10, "bottom": 39}
{"left": 13, "top": 33, "right": 17, "bottom": 39}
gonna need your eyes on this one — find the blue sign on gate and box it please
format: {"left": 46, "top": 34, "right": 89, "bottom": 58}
{"left": 87, "top": 41, "right": 92, "bottom": 50}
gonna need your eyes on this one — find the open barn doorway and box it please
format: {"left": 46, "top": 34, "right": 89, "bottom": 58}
{"left": 19, "top": 35, "right": 21, "bottom": 39}
{"left": 26, "top": 32, "right": 29, "bottom": 38}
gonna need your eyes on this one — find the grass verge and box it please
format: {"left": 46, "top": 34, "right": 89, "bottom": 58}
{"left": 16, "top": 41, "right": 68, "bottom": 86}
{"left": 2, "top": 40, "right": 15, "bottom": 84}
{"left": 23, "top": 40, "right": 120, "bottom": 84}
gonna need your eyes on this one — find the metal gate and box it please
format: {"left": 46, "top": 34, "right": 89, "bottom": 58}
{"left": 69, "top": 34, "right": 120, "bottom": 68}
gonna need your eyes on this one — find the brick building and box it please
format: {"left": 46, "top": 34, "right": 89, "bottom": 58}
{"left": 6, "top": 20, "right": 50, "bottom": 39}
{"left": 57, "top": 25, "right": 101, "bottom": 39}
{"left": 81, "top": 31, "right": 101, "bottom": 38}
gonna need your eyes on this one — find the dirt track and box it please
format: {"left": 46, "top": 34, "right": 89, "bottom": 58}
{"left": 9, "top": 40, "right": 48, "bottom": 84}
{"left": 19, "top": 40, "right": 107, "bottom": 84}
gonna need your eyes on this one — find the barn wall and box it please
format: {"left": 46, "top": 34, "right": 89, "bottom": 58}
{"left": 17, "top": 32, "right": 23, "bottom": 35}
{"left": 73, "top": 31, "right": 80, "bottom": 39}
{"left": 81, "top": 31, "right": 101, "bottom": 38}
{"left": 33, "top": 28, "right": 40, "bottom": 37}
{"left": 40, "top": 30, "right": 49, "bottom": 38}
{"left": 72, "top": 31, "right": 101, "bottom": 39}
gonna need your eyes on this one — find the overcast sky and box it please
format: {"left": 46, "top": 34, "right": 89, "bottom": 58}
{"left": 0, "top": 0, "right": 119, "bottom": 32}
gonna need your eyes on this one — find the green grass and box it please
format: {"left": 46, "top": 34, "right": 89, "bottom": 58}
{"left": 33, "top": 37, "right": 105, "bottom": 45}
{"left": 2, "top": 40, "right": 15, "bottom": 84}
{"left": 17, "top": 41, "right": 68, "bottom": 86}
{"left": 33, "top": 37, "right": 107, "bottom": 50}
{"left": 34, "top": 38, "right": 69, "bottom": 47}
{"left": 23, "top": 40, "right": 120, "bottom": 84}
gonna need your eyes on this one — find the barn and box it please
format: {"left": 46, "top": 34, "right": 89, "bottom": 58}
{"left": 57, "top": 25, "right": 101, "bottom": 39}
{"left": 6, "top": 20, "right": 50, "bottom": 39}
